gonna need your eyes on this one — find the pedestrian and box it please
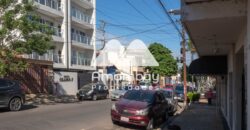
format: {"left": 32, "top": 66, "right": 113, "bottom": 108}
{"left": 206, "top": 88, "right": 213, "bottom": 105}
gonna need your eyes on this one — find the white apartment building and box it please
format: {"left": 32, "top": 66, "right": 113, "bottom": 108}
{"left": 24, "top": 0, "right": 96, "bottom": 95}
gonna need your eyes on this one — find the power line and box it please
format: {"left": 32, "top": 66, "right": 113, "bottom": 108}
{"left": 96, "top": 7, "right": 179, "bottom": 42}
{"left": 125, "top": 0, "right": 153, "bottom": 23}
{"left": 157, "top": 0, "right": 182, "bottom": 36}
{"left": 97, "top": 24, "right": 167, "bottom": 41}
{"left": 106, "top": 22, "right": 171, "bottom": 27}
{"left": 142, "top": 0, "right": 165, "bottom": 20}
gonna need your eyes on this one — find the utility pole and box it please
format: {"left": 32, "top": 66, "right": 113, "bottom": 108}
{"left": 181, "top": 25, "right": 187, "bottom": 106}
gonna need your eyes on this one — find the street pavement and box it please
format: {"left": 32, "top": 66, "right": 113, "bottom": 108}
{"left": 0, "top": 99, "right": 183, "bottom": 130}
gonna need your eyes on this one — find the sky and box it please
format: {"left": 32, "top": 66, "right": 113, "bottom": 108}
{"left": 96, "top": 0, "right": 193, "bottom": 64}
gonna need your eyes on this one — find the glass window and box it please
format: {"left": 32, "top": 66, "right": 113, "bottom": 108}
{"left": 0, "top": 80, "right": 11, "bottom": 88}
{"left": 123, "top": 90, "right": 154, "bottom": 103}
{"left": 40, "top": 0, "right": 45, "bottom": 5}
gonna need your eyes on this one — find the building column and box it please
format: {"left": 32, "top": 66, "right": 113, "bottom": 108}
{"left": 246, "top": 0, "right": 250, "bottom": 129}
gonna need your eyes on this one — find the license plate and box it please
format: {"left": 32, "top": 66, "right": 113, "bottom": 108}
{"left": 120, "top": 116, "right": 129, "bottom": 122}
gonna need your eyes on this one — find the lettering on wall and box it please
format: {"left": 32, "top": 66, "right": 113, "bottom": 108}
{"left": 59, "top": 75, "right": 74, "bottom": 82}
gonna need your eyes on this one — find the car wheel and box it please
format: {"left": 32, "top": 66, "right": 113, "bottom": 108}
{"left": 92, "top": 94, "right": 97, "bottom": 101}
{"left": 146, "top": 118, "right": 154, "bottom": 130}
{"left": 112, "top": 119, "right": 119, "bottom": 125}
{"left": 9, "top": 97, "right": 22, "bottom": 111}
{"left": 78, "top": 96, "right": 83, "bottom": 101}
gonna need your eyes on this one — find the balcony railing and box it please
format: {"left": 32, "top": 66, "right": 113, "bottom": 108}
{"left": 35, "top": 0, "right": 61, "bottom": 11}
{"left": 40, "top": 25, "right": 62, "bottom": 37}
{"left": 51, "top": 27, "right": 62, "bottom": 37}
{"left": 23, "top": 52, "right": 53, "bottom": 61}
{"left": 80, "top": 0, "right": 92, "bottom": 4}
{"left": 53, "top": 54, "right": 64, "bottom": 64}
{"left": 71, "top": 9, "right": 91, "bottom": 24}
{"left": 71, "top": 33, "right": 91, "bottom": 45}
{"left": 71, "top": 56, "right": 91, "bottom": 66}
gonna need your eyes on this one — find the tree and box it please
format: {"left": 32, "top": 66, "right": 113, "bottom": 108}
{"left": 0, "top": 0, "right": 53, "bottom": 76}
{"left": 147, "top": 43, "right": 177, "bottom": 77}
{"left": 180, "top": 65, "right": 192, "bottom": 82}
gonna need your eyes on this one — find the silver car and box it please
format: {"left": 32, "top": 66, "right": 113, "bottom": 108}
{"left": 111, "top": 86, "right": 129, "bottom": 101}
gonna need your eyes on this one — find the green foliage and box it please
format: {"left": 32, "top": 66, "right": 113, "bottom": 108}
{"left": 187, "top": 92, "right": 194, "bottom": 102}
{"left": 187, "top": 92, "right": 200, "bottom": 102}
{"left": 147, "top": 43, "right": 178, "bottom": 76}
{"left": 0, "top": 0, "right": 53, "bottom": 76}
{"left": 181, "top": 65, "right": 193, "bottom": 82}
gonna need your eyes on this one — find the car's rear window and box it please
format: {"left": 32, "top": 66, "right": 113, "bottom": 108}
{"left": 175, "top": 85, "right": 184, "bottom": 91}
{"left": 163, "top": 91, "right": 172, "bottom": 98}
{"left": 123, "top": 90, "right": 154, "bottom": 103}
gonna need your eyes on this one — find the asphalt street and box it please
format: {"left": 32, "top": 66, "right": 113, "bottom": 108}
{"left": 0, "top": 99, "right": 182, "bottom": 130}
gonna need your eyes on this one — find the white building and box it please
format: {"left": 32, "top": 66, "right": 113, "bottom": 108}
{"left": 24, "top": 0, "right": 96, "bottom": 95}
{"left": 181, "top": 0, "right": 250, "bottom": 130}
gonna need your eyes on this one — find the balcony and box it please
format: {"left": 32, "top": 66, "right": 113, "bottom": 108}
{"left": 53, "top": 54, "right": 64, "bottom": 64}
{"left": 23, "top": 52, "right": 53, "bottom": 61}
{"left": 35, "top": 0, "right": 63, "bottom": 18}
{"left": 71, "top": 14, "right": 93, "bottom": 29}
{"left": 71, "top": 33, "right": 93, "bottom": 50}
{"left": 71, "top": 56, "right": 91, "bottom": 66}
{"left": 72, "top": 0, "right": 93, "bottom": 9}
{"left": 23, "top": 52, "right": 65, "bottom": 65}
{"left": 51, "top": 27, "right": 63, "bottom": 42}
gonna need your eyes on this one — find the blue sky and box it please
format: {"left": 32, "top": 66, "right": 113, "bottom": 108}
{"left": 96, "top": 0, "right": 183, "bottom": 60}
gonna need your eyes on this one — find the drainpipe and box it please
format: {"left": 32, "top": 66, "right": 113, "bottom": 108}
{"left": 65, "top": 0, "right": 69, "bottom": 70}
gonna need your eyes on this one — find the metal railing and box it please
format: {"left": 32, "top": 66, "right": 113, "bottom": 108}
{"left": 71, "top": 9, "right": 91, "bottom": 24}
{"left": 51, "top": 26, "right": 62, "bottom": 37}
{"left": 23, "top": 52, "right": 65, "bottom": 65}
{"left": 80, "top": 0, "right": 92, "bottom": 4}
{"left": 35, "top": 0, "right": 61, "bottom": 11}
{"left": 71, "top": 33, "right": 91, "bottom": 45}
{"left": 71, "top": 56, "right": 91, "bottom": 66}
{"left": 23, "top": 52, "right": 53, "bottom": 61}
{"left": 53, "top": 54, "right": 64, "bottom": 63}
{"left": 40, "top": 25, "right": 62, "bottom": 37}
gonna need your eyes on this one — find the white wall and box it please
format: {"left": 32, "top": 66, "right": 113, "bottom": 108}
{"left": 54, "top": 71, "right": 78, "bottom": 95}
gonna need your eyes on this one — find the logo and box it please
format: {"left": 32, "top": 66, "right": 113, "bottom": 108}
{"left": 95, "top": 39, "right": 159, "bottom": 70}
{"left": 92, "top": 39, "right": 160, "bottom": 87}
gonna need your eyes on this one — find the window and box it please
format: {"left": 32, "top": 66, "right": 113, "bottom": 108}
{"left": 40, "top": 0, "right": 45, "bottom": 5}
{"left": 123, "top": 90, "right": 154, "bottom": 103}
{"left": 36, "top": 0, "right": 59, "bottom": 10}
{"left": 0, "top": 80, "right": 11, "bottom": 88}
{"left": 71, "top": 6, "right": 91, "bottom": 23}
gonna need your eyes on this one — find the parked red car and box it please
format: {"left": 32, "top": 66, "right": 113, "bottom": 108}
{"left": 111, "top": 90, "right": 169, "bottom": 129}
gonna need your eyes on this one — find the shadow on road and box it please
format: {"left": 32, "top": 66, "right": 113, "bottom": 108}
{"left": 113, "top": 122, "right": 145, "bottom": 130}
{"left": 0, "top": 104, "right": 38, "bottom": 113}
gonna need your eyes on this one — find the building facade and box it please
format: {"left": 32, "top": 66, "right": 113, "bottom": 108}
{"left": 181, "top": 0, "right": 249, "bottom": 130}
{"left": 24, "top": 0, "right": 96, "bottom": 95}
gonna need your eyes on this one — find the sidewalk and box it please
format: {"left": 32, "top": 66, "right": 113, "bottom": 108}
{"left": 166, "top": 99, "right": 226, "bottom": 130}
{"left": 25, "top": 94, "right": 78, "bottom": 105}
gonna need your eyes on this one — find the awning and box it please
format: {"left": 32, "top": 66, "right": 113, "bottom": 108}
{"left": 188, "top": 56, "right": 227, "bottom": 75}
